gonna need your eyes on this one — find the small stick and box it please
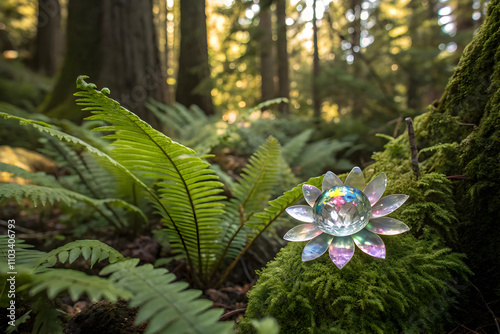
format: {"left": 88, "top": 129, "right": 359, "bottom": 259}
{"left": 219, "top": 308, "right": 247, "bottom": 321}
{"left": 405, "top": 117, "right": 420, "bottom": 178}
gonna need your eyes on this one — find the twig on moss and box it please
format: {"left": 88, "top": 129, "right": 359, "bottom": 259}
{"left": 219, "top": 308, "right": 247, "bottom": 321}
{"left": 405, "top": 117, "right": 420, "bottom": 178}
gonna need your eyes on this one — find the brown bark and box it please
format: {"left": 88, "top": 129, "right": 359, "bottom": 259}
{"left": 276, "top": 0, "right": 290, "bottom": 114}
{"left": 33, "top": 0, "right": 63, "bottom": 76}
{"left": 100, "top": 0, "right": 167, "bottom": 127}
{"left": 176, "top": 0, "right": 214, "bottom": 115}
{"left": 259, "top": 4, "right": 275, "bottom": 103}
{"left": 39, "top": 0, "right": 101, "bottom": 120}
{"left": 40, "top": 0, "right": 167, "bottom": 125}
{"left": 312, "top": 0, "right": 321, "bottom": 118}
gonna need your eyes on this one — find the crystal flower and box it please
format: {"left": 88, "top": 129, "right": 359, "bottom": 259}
{"left": 284, "top": 167, "right": 410, "bottom": 269}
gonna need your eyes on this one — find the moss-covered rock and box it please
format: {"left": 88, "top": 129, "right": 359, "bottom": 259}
{"left": 239, "top": 235, "right": 468, "bottom": 334}
{"left": 417, "top": 0, "right": 500, "bottom": 297}
{"left": 239, "top": 168, "right": 469, "bottom": 333}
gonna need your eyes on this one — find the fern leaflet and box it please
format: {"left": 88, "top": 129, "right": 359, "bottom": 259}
{"left": 101, "top": 259, "right": 233, "bottom": 334}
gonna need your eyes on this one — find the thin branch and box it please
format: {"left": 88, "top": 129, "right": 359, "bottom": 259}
{"left": 405, "top": 117, "right": 420, "bottom": 178}
{"left": 219, "top": 308, "right": 247, "bottom": 321}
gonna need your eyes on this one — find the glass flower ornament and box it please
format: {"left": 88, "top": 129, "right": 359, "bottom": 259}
{"left": 284, "top": 167, "right": 410, "bottom": 269}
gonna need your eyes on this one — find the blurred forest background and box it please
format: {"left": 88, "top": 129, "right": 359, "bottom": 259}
{"left": 0, "top": 0, "right": 489, "bottom": 173}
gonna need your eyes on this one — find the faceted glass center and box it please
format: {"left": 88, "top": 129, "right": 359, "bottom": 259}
{"left": 313, "top": 186, "right": 371, "bottom": 236}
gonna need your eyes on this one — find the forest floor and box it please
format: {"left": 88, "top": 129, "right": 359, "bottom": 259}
{"left": 0, "top": 150, "right": 498, "bottom": 334}
{"left": 1, "top": 201, "right": 497, "bottom": 334}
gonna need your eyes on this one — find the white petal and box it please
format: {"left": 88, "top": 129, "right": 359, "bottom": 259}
{"left": 344, "top": 167, "right": 366, "bottom": 190}
{"left": 365, "top": 217, "right": 410, "bottom": 235}
{"left": 302, "top": 233, "right": 333, "bottom": 261}
{"left": 284, "top": 224, "right": 323, "bottom": 241}
{"left": 363, "top": 173, "right": 387, "bottom": 206}
{"left": 370, "top": 194, "right": 409, "bottom": 218}
{"left": 286, "top": 205, "right": 315, "bottom": 222}
{"left": 322, "top": 171, "right": 343, "bottom": 191}
{"left": 303, "top": 184, "right": 322, "bottom": 207}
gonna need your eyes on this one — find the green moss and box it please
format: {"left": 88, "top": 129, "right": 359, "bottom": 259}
{"left": 239, "top": 235, "right": 468, "bottom": 334}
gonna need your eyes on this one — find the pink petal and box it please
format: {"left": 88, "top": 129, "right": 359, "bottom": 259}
{"left": 329, "top": 236, "right": 355, "bottom": 269}
{"left": 352, "top": 229, "right": 386, "bottom": 259}
{"left": 302, "top": 233, "right": 333, "bottom": 261}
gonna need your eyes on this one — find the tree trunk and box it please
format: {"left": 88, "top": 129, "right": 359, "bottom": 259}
{"left": 349, "top": 0, "right": 363, "bottom": 117}
{"left": 312, "top": 0, "right": 321, "bottom": 118}
{"left": 259, "top": 4, "right": 275, "bottom": 104}
{"left": 176, "top": 0, "right": 214, "bottom": 115}
{"left": 38, "top": 0, "right": 101, "bottom": 121}
{"left": 33, "top": 0, "right": 63, "bottom": 76}
{"left": 39, "top": 0, "right": 167, "bottom": 125}
{"left": 100, "top": 0, "right": 167, "bottom": 127}
{"left": 276, "top": 0, "right": 290, "bottom": 114}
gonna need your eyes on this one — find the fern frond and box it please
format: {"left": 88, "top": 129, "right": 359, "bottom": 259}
{"left": 219, "top": 137, "right": 283, "bottom": 261}
{"left": 27, "top": 269, "right": 131, "bottom": 302}
{"left": 34, "top": 240, "right": 125, "bottom": 269}
{"left": 0, "top": 111, "right": 154, "bottom": 198}
{"left": 0, "top": 162, "right": 61, "bottom": 187}
{"left": 0, "top": 183, "right": 147, "bottom": 226}
{"left": 75, "top": 76, "right": 226, "bottom": 279}
{"left": 219, "top": 174, "right": 324, "bottom": 284}
{"left": 244, "top": 97, "right": 289, "bottom": 114}
{"left": 282, "top": 129, "right": 313, "bottom": 164}
{"left": 31, "top": 298, "right": 62, "bottom": 334}
{"left": 101, "top": 259, "right": 233, "bottom": 334}
{"left": 146, "top": 100, "right": 219, "bottom": 155}
{"left": 0, "top": 235, "right": 45, "bottom": 267}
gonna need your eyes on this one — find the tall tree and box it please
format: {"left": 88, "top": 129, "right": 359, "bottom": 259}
{"left": 312, "top": 0, "right": 321, "bottom": 118}
{"left": 176, "top": 0, "right": 214, "bottom": 115}
{"left": 39, "top": 0, "right": 167, "bottom": 125}
{"left": 33, "top": 0, "right": 63, "bottom": 76}
{"left": 259, "top": 1, "right": 275, "bottom": 103}
{"left": 100, "top": 0, "right": 167, "bottom": 126}
{"left": 276, "top": 0, "right": 290, "bottom": 114}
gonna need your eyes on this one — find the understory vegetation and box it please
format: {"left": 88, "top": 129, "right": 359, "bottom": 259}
{"left": 1, "top": 1, "right": 499, "bottom": 333}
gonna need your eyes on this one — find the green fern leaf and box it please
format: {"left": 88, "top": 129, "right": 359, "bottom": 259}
{"left": 75, "top": 76, "right": 226, "bottom": 279}
{"left": 101, "top": 259, "right": 233, "bottom": 334}
{"left": 28, "top": 269, "right": 131, "bottom": 302}
{"left": 0, "top": 183, "right": 147, "bottom": 225}
{"left": 219, "top": 137, "right": 283, "bottom": 261}
{"left": 34, "top": 240, "right": 125, "bottom": 269}
{"left": 0, "top": 162, "right": 61, "bottom": 188}
{"left": 0, "top": 235, "right": 45, "bottom": 267}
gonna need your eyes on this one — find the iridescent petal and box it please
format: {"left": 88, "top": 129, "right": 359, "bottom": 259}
{"left": 363, "top": 172, "right": 387, "bottom": 206}
{"left": 322, "top": 171, "right": 343, "bottom": 191}
{"left": 344, "top": 167, "right": 366, "bottom": 190}
{"left": 302, "top": 233, "right": 333, "bottom": 261}
{"left": 329, "top": 236, "right": 355, "bottom": 269}
{"left": 303, "top": 184, "right": 322, "bottom": 207}
{"left": 284, "top": 224, "right": 323, "bottom": 241}
{"left": 352, "top": 229, "right": 386, "bottom": 259}
{"left": 370, "top": 194, "right": 409, "bottom": 218}
{"left": 365, "top": 217, "right": 410, "bottom": 235}
{"left": 286, "top": 205, "right": 315, "bottom": 222}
